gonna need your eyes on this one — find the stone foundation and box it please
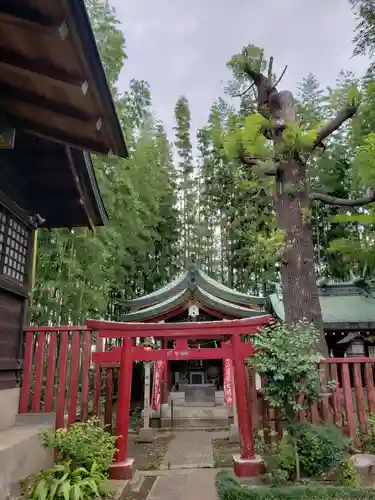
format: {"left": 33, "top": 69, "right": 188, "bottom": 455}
{"left": 0, "top": 387, "right": 20, "bottom": 430}
{"left": 0, "top": 413, "right": 55, "bottom": 499}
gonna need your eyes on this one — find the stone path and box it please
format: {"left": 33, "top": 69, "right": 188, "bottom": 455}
{"left": 143, "top": 430, "right": 227, "bottom": 499}
{"left": 160, "top": 430, "right": 225, "bottom": 470}
{"left": 146, "top": 469, "right": 218, "bottom": 500}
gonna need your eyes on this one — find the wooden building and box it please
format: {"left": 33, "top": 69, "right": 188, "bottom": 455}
{"left": 268, "top": 277, "right": 375, "bottom": 356}
{"left": 0, "top": 0, "right": 127, "bottom": 431}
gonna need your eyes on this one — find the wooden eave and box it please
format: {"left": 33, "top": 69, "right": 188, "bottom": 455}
{"left": 0, "top": 0, "right": 128, "bottom": 157}
{"left": 0, "top": 132, "right": 108, "bottom": 228}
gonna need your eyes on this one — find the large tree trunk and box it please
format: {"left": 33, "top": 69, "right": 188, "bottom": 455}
{"left": 273, "top": 92, "right": 328, "bottom": 356}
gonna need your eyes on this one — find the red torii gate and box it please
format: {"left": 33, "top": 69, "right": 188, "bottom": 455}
{"left": 88, "top": 315, "right": 272, "bottom": 478}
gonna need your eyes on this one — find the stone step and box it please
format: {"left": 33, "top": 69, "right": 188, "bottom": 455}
{"left": 161, "top": 418, "right": 229, "bottom": 429}
{"left": 184, "top": 402, "right": 215, "bottom": 407}
{"left": 162, "top": 406, "right": 229, "bottom": 418}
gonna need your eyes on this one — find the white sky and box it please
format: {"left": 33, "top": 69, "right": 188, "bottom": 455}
{"left": 110, "top": 0, "right": 369, "bottom": 141}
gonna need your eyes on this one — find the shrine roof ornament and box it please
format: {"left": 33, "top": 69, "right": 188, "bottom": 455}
{"left": 120, "top": 263, "right": 266, "bottom": 322}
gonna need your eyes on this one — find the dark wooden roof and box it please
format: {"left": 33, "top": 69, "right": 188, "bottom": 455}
{"left": 0, "top": 132, "right": 107, "bottom": 228}
{"left": 0, "top": 0, "right": 127, "bottom": 157}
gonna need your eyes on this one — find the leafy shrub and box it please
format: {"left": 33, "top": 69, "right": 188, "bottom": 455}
{"left": 216, "top": 470, "right": 375, "bottom": 499}
{"left": 359, "top": 414, "right": 375, "bottom": 453}
{"left": 293, "top": 423, "right": 350, "bottom": 477}
{"left": 40, "top": 417, "right": 117, "bottom": 474}
{"left": 265, "top": 434, "right": 295, "bottom": 485}
{"left": 21, "top": 461, "right": 111, "bottom": 499}
{"left": 249, "top": 322, "right": 324, "bottom": 421}
{"left": 340, "top": 457, "right": 358, "bottom": 487}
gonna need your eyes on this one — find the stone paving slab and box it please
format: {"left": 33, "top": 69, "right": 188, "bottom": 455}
{"left": 160, "top": 430, "right": 226, "bottom": 470}
{"left": 146, "top": 469, "right": 218, "bottom": 500}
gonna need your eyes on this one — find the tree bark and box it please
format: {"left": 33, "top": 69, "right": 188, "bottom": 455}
{"left": 273, "top": 92, "right": 328, "bottom": 356}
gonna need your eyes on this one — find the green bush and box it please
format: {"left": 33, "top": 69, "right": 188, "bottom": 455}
{"left": 40, "top": 417, "right": 117, "bottom": 474}
{"left": 359, "top": 414, "right": 375, "bottom": 453}
{"left": 265, "top": 434, "right": 295, "bottom": 485}
{"left": 216, "top": 471, "right": 375, "bottom": 499}
{"left": 340, "top": 457, "right": 358, "bottom": 487}
{"left": 293, "top": 423, "right": 350, "bottom": 477}
{"left": 20, "top": 461, "right": 111, "bottom": 499}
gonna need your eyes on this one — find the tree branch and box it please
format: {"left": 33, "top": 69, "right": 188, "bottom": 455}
{"left": 273, "top": 65, "right": 288, "bottom": 89}
{"left": 234, "top": 83, "right": 255, "bottom": 97}
{"left": 313, "top": 104, "right": 358, "bottom": 148}
{"left": 310, "top": 187, "right": 375, "bottom": 206}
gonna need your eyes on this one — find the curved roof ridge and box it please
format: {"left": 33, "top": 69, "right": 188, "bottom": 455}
{"left": 123, "top": 272, "right": 188, "bottom": 308}
{"left": 197, "top": 269, "right": 265, "bottom": 307}
{"left": 120, "top": 289, "right": 191, "bottom": 321}
{"left": 195, "top": 286, "right": 267, "bottom": 318}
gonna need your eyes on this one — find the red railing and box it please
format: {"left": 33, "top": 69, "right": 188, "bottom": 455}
{"left": 255, "top": 357, "right": 375, "bottom": 445}
{"left": 19, "top": 327, "right": 375, "bottom": 443}
{"left": 19, "top": 326, "right": 107, "bottom": 429}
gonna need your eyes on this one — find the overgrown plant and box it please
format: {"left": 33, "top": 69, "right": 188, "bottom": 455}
{"left": 293, "top": 423, "right": 350, "bottom": 478}
{"left": 249, "top": 321, "right": 334, "bottom": 480}
{"left": 359, "top": 413, "right": 375, "bottom": 453}
{"left": 20, "top": 461, "right": 111, "bottom": 499}
{"left": 40, "top": 417, "right": 117, "bottom": 474}
{"left": 340, "top": 457, "right": 358, "bottom": 487}
{"left": 250, "top": 321, "right": 325, "bottom": 420}
{"left": 265, "top": 433, "right": 296, "bottom": 486}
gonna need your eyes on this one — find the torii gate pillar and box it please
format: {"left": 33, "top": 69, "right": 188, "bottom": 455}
{"left": 231, "top": 333, "right": 264, "bottom": 477}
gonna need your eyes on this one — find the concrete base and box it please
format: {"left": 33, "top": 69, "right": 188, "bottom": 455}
{"left": 229, "top": 424, "right": 239, "bottom": 443}
{"left": 0, "top": 387, "right": 20, "bottom": 430}
{"left": 109, "top": 459, "right": 136, "bottom": 480}
{"left": 233, "top": 454, "right": 265, "bottom": 478}
{"left": 138, "top": 427, "right": 154, "bottom": 443}
{"left": 0, "top": 420, "right": 54, "bottom": 499}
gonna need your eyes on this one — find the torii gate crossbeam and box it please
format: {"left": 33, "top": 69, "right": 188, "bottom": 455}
{"left": 88, "top": 315, "right": 271, "bottom": 479}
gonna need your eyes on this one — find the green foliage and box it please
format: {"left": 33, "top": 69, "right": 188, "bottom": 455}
{"left": 21, "top": 461, "right": 110, "bottom": 500}
{"left": 216, "top": 470, "right": 375, "bottom": 499}
{"left": 32, "top": 0, "right": 181, "bottom": 325}
{"left": 40, "top": 418, "right": 117, "bottom": 474}
{"left": 351, "top": 0, "right": 375, "bottom": 74}
{"left": 340, "top": 457, "right": 358, "bottom": 487}
{"left": 266, "top": 434, "right": 296, "bottom": 486}
{"left": 227, "top": 45, "right": 266, "bottom": 86}
{"left": 293, "top": 423, "right": 350, "bottom": 477}
{"left": 358, "top": 413, "right": 375, "bottom": 453}
{"left": 280, "top": 124, "right": 318, "bottom": 154}
{"left": 249, "top": 322, "right": 323, "bottom": 415}
{"left": 347, "top": 86, "right": 362, "bottom": 108}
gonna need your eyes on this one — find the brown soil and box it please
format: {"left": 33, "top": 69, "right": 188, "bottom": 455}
{"left": 212, "top": 437, "right": 240, "bottom": 468}
{"left": 127, "top": 433, "right": 173, "bottom": 470}
{"left": 122, "top": 477, "right": 156, "bottom": 500}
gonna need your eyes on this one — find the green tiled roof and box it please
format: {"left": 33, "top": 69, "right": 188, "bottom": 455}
{"left": 120, "top": 264, "right": 265, "bottom": 322}
{"left": 269, "top": 279, "right": 375, "bottom": 329}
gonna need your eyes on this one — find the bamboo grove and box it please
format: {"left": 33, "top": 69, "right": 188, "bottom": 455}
{"left": 31, "top": 0, "right": 375, "bottom": 329}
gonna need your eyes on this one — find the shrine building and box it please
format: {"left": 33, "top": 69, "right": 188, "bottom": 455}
{"left": 268, "top": 277, "right": 375, "bottom": 358}
{"left": 120, "top": 263, "right": 266, "bottom": 426}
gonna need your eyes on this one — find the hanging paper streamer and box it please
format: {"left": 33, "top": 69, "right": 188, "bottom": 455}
{"left": 223, "top": 358, "right": 233, "bottom": 406}
{"left": 151, "top": 360, "right": 165, "bottom": 410}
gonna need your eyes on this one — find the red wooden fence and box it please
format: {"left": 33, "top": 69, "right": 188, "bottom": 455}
{"left": 253, "top": 357, "right": 375, "bottom": 446}
{"left": 19, "top": 327, "right": 375, "bottom": 443}
{"left": 19, "top": 327, "right": 106, "bottom": 429}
